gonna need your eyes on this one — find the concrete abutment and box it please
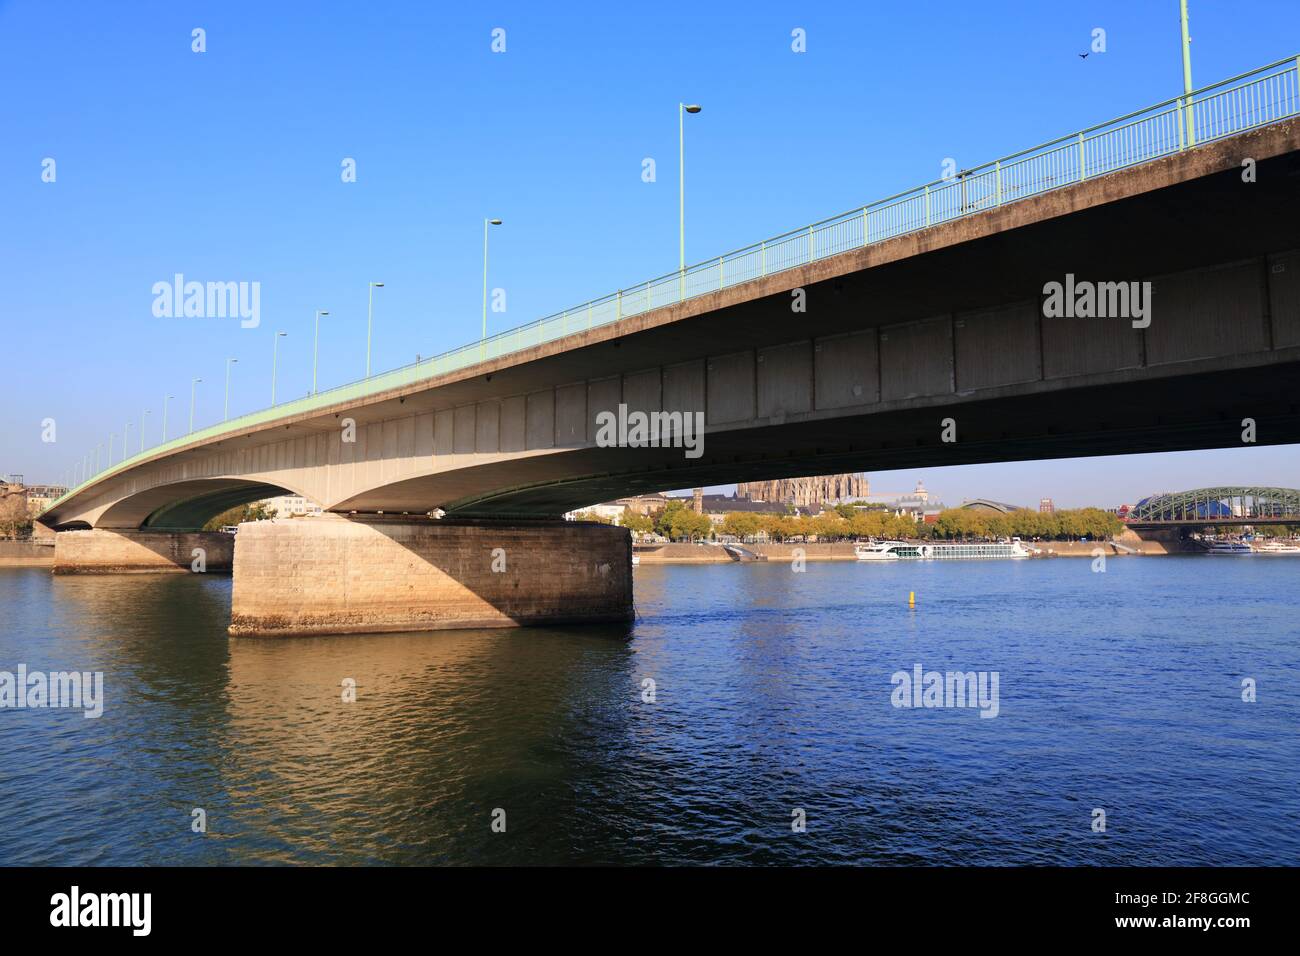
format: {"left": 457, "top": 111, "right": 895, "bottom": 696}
{"left": 228, "top": 515, "right": 633, "bottom": 637}
{"left": 52, "top": 529, "right": 233, "bottom": 574}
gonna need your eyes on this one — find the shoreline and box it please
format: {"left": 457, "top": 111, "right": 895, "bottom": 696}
{"left": 633, "top": 537, "right": 1188, "bottom": 564}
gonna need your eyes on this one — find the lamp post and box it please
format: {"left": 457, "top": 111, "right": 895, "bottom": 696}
{"left": 94, "top": 443, "right": 102, "bottom": 475}
{"left": 366, "top": 282, "right": 384, "bottom": 377}
{"left": 1179, "top": 0, "right": 1195, "bottom": 146}
{"left": 189, "top": 378, "right": 201, "bottom": 434}
{"left": 140, "top": 410, "right": 150, "bottom": 452}
{"left": 123, "top": 421, "right": 133, "bottom": 460}
{"left": 482, "top": 218, "right": 502, "bottom": 355}
{"left": 108, "top": 433, "right": 115, "bottom": 468}
{"left": 271, "top": 331, "right": 287, "bottom": 404}
{"left": 679, "top": 102, "right": 702, "bottom": 297}
{"left": 224, "top": 358, "right": 238, "bottom": 421}
{"left": 312, "top": 310, "right": 329, "bottom": 395}
{"left": 162, "top": 395, "right": 174, "bottom": 442}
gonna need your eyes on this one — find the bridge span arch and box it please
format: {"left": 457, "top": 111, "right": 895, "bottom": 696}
{"left": 47, "top": 477, "right": 310, "bottom": 532}
{"left": 1127, "top": 487, "right": 1300, "bottom": 525}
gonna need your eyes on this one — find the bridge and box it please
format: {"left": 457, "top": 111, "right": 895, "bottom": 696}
{"left": 37, "top": 55, "right": 1300, "bottom": 636}
{"left": 1125, "top": 487, "right": 1300, "bottom": 526}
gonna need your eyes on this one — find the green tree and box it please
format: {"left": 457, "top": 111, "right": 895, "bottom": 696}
{"left": 654, "top": 499, "right": 687, "bottom": 538}
{"left": 668, "top": 508, "right": 711, "bottom": 541}
{"left": 203, "top": 501, "right": 279, "bottom": 532}
{"left": 812, "top": 511, "right": 849, "bottom": 541}
{"left": 0, "top": 491, "right": 32, "bottom": 539}
{"left": 623, "top": 512, "right": 654, "bottom": 536}
{"left": 721, "top": 512, "right": 760, "bottom": 540}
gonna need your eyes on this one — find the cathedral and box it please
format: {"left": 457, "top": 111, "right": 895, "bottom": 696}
{"left": 737, "top": 473, "right": 869, "bottom": 508}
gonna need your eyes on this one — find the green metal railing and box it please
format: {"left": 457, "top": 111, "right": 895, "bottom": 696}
{"left": 45, "top": 54, "right": 1300, "bottom": 516}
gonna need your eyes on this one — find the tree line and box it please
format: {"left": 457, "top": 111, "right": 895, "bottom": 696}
{"left": 574, "top": 501, "right": 1127, "bottom": 543}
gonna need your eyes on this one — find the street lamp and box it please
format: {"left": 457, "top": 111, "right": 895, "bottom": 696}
{"left": 271, "top": 332, "right": 287, "bottom": 404}
{"left": 94, "top": 443, "right": 102, "bottom": 475}
{"left": 482, "top": 218, "right": 502, "bottom": 353}
{"left": 312, "top": 310, "right": 329, "bottom": 395}
{"left": 123, "top": 421, "right": 133, "bottom": 460}
{"left": 1179, "top": 0, "right": 1195, "bottom": 146}
{"left": 224, "top": 358, "right": 238, "bottom": 421}
{"left": 189, "top": 378, "right": 201, "bottom": 434}
{"left": 679, "top": 102, "right": 702, "bottom": 296}
{"left": 108, "top": 433, "right": 115, "bottom": 468}
{"left": 140, "top": 409, "right": 150, "bottom": 452}
{"left": 366, "top": 282, "right": 384, "bottom": 377}
{"left": 162, "top": 395, "right": 174, "bottom": 442}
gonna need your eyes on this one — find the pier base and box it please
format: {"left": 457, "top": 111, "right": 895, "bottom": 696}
{"left": 52, "top": 529, "right": 233, "bottom": 574}
{"left": 228, "top": 515, "right": 633, "bottom": 637}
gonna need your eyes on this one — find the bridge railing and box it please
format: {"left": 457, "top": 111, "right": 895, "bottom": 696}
{"left": 44, "top": 55, "right": 1300, "bottom": 516}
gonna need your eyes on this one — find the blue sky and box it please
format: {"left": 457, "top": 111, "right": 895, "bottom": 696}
{"left": 2, "top": 0, "right": 1297, "bottom": 507}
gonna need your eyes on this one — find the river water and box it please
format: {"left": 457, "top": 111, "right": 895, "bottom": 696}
{"left": 1, "top": 557, "right": 1296, "bottom": 866}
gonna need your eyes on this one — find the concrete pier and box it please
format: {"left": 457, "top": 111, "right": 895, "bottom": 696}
{"left": 52, "top": 529, "right": 233, "bottom": 574}
{"left": 229, "top": 515, "right": 633, "bottom": 637}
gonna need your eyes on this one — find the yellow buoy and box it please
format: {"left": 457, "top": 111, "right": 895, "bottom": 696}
{"left": 908, "top": 590, "right": 916, "bottom": 609}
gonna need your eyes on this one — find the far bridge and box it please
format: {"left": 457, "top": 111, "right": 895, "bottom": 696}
{"left": 1124, "top": 487, "right": 1300, "bottom": 527}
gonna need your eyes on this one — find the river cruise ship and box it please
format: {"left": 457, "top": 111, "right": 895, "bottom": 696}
{"left": 855, "top": 539, "right": 1032, "bottom": 561}
{"left": 1202, "top": 540, "right": 1254, "bottom": 555}
{"left": 1252, "top": 540, "right": 1300, "bottom": 554}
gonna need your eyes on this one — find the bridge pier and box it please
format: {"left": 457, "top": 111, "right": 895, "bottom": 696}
{"left": 52, "top": 528, "right": 233, "bottom": 574}
{"left": 228, "top": 514, "right": 633, "bottom": 637}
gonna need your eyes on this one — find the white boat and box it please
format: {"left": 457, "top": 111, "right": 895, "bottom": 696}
{"left": 631, "top": 554, "right": 641, "bottom": 566}
{"left": 1252, "top": 540, "right": 1300, "bottom": 554}
{"left": 854, "top": 539, "right": 1032, "bottom": 561}
{"left": 1203, "top": 540, "right": 1254, "bottom": 555}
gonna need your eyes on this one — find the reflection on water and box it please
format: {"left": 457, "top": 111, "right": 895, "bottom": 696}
{"left": 1, "top": 558, "right": 1298, "bottom": 865}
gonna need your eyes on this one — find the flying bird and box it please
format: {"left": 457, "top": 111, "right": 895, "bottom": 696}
{"left": 1078, "top": 52, "right": 1090, "bottom": 59}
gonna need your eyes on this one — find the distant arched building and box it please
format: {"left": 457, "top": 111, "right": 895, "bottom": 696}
{"left": 959, "top": 498, "right": 1028, "bottom": 515}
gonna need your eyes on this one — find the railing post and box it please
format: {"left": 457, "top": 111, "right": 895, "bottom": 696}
{"left": 995, "top": 161, "right": 1002, "bottom": 205}
{"left": 924, "top": 184, "right": 931, "bottom": 226}
{"left": 807, "top": 225, "right": 814, "bottom": 263}
{"left": 561, "top": 309, "right": 566, "bottom": 336}
{"left": 718, "top": 256, "right": 724, "bottom": 289}
{"left": 1177, "top": 96, "right": 1186, "bottom": 151}
{"left": 587, "top": 301, "right": 592, "bottom": 330}
{"left": 761, "top": 240, "right": 767, "bottom": 276}
{"left": 862, "top": 206, "right": 869, "bottom": 245}
{"left": 616, "top": 290, "right": 622, "bottom": 321}
{"left": 1077, "top": 131, "right": 1086, "bottom": 181}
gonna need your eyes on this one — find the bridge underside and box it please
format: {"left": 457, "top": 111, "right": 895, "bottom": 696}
{"left": 1128, "top": 519, "right": 1300, "bottom": 528}
{"left": 431, "top": 361, "right": 1300, "bottom": 517}
{"left": 45, "top": 479, "right": 293, "bottom": 532}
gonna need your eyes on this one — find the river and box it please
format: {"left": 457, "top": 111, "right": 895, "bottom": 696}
{"left": 1, "top": 556, "right": 1296, "bottom": 865}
